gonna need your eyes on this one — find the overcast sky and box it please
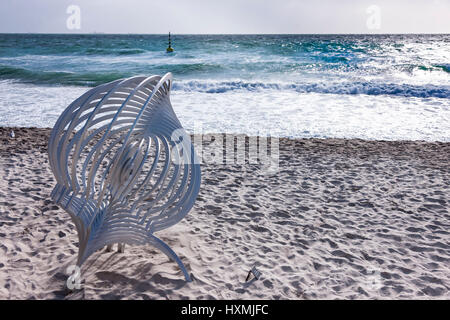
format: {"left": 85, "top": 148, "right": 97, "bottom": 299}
{"left": 0, "top": 0, "right": 449, "bottom": 34}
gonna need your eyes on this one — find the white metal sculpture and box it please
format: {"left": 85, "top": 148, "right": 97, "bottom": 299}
{"left": 48, "top": 73, "right": 201, "bottom": 281}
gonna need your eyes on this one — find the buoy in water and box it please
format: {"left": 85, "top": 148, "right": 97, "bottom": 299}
{"left": 166, "top": 32, "right": 174, "bottom": 53}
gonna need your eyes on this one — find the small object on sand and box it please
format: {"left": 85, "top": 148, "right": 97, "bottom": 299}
{"left": 245, "top": 266, "right": 262, "bottom": 282}
{"left": 22, "top": 227, "right": 32, "bottom": 236}
{"left": 9, "top": 130, "right": 15, "bottom": 138}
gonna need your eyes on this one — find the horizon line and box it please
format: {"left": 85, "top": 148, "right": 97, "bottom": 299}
{"left": 0, "top": 32, "right": 449, "bottom": 36}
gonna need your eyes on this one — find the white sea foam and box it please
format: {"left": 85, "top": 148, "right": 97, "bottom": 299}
{"left": 172, "top": 79, "right": 450, "bottom": 98}
{"left": 172, "top": 90, "right": 450, "bottom": 142}
{"left": 0, "top": 80, "right": 449, "bottom": 142}
{"left": 0, "top": 80, "right": 86, "bottom": 128}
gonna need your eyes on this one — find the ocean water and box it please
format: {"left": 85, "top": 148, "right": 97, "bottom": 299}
{"left": 0, "top": 34, "right": 449, "bottom": 141}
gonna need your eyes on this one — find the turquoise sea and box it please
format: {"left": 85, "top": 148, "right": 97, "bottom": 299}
{"left": 0, "top": 34, "right": 449, "bottom": 141}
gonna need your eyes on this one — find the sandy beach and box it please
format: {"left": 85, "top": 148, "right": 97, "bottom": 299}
{"left": 0, "top": 127, "right": 449, "bottom": 299}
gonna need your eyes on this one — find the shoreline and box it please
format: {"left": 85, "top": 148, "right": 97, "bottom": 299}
{"left": 2, "top": 126, "right": 450, "bottom": 143}
{"left": 0, "top": 127, "right": 449, "bottom": 299}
